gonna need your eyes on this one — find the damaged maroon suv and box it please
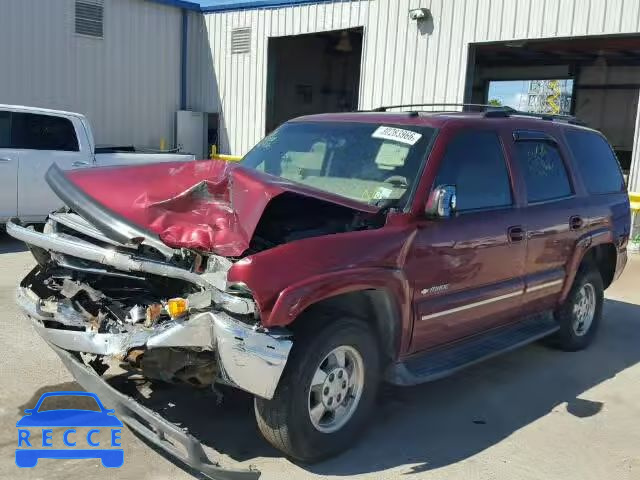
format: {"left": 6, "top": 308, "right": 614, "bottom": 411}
{"left": 9, "top": 106, "right": 630, "bottom": 475}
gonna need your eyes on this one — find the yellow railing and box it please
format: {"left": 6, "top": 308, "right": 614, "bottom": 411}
{"left": 212, "top": 153, "right": 242, "bottom": 162}
{"left": 630, "top": 192, "right": 640, "bottom": 213}
{"left": 209, "top": 145, "right": 242, "bottom": 162}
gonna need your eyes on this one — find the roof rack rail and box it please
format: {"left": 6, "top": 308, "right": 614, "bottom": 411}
{"left": 485, "top": 108, "right": 586, "bottom": 125}
{"left": 371, "top": 103, "right": 512, "bottom": 113}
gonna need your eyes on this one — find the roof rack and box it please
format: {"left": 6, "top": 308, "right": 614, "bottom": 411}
{"left": 371, "top": 103, "right": 510, "bottom": 113}
{"left": 485, "top": 108, "right": 586, "bottom": 125}
{"left": 370, "top": 103, "right": 586, "bottom": 125}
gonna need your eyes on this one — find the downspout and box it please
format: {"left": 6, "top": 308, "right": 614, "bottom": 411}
{"left": 180, "top": 8, "right": 188, "bottom": 110}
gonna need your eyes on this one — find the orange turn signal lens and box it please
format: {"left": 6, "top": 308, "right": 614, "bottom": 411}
{"left": 167, "top": 298, "right": 188, "bottom": 319}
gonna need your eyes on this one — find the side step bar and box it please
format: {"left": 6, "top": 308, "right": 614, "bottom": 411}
{"left": 387, "top": 314, "right": 559, "bottom": 386}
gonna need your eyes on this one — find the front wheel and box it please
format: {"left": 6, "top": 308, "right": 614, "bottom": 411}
{"left": 254, "top": 317, "right": 380, "bottom": 463}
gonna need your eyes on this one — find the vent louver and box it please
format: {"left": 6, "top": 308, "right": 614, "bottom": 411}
{"left": 75, "top": 0, "right": 104, "bottom": 38}
{"left": 231, "top": 28, "right": 251, "bottom": 54}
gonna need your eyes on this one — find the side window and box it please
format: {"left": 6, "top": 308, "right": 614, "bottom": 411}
{"left": 0, "top": 111, "right": 10, "bottom": 148}
{"left": 514, "top": 139, "right": 572, "bottom": 203}
{"left": 565, "top": 130, "right": 624, "bottom": 194}
{"left": 11, "top": 113, "right": 79, "bottom": 151}
{"left": 434, "top": 130, "right": 512, "bottom": 211}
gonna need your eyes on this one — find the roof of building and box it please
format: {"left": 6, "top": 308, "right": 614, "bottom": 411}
{"left": 151, "top": 0, "right": 336, "bottom": 13}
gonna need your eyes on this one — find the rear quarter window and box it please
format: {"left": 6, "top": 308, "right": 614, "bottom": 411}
{"left": 565, "top": 130, "right": 624, "bottom": 194}
{"left": 11, "top": 112, "right": 79, "bottom": 151}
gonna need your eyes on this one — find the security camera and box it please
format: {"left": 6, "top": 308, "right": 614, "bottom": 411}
{"left": 409, "top": 8, "right": 431, "bottom": 21}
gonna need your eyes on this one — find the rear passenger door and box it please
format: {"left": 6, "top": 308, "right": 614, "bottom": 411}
{"left": 0, "top": 111, "right": 18, "bottom": 221}
{"left": 12, "top": 112, "right": 86, "bottom": 221}
{"left": 510, "top": 131, "right": 579, "bottom": 312}
{"left": 408, "top": 129, "right": 527, "bottom": 352}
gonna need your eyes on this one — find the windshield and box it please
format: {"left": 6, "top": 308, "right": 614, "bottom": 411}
{"left": 241, "top": 121, "right": 436, "bottom": 209}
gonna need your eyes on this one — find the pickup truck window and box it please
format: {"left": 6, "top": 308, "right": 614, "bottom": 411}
{"left": 433, "top": 130, "right": 512, "bottom": 212}
{"left": 10, "top": 112, "right": 79, "bottom": 152}
{"left": 241, "top": 121, "right": 436, "bottom": 209}
{"left": 514, "top": 140, "right": 572, "bottom": 203}
{"left": 565, "top": 130, "right": 624, "bottom": 194}
{"left": 0, "top": 111, "right": 9, "bottom": 147}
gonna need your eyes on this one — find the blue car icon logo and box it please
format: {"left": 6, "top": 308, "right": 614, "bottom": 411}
{"left": 16, "top": 391, "right": 123, "bottom": 468}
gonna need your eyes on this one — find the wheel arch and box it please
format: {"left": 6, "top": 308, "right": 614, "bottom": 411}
{"left": 562, "top": 230, "right": 617, "bottom": 302}
{"left": 266, "top": 268, "right": 412, "bottom": 361}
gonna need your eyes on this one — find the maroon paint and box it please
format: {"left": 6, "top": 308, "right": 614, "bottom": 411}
{"left": 61, "top": 112, "right": 630, "bottom": 359}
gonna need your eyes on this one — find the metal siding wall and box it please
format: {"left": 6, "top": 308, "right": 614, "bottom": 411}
{"left": 191, "top": 0, "right": 640, "bottom": 156}
{"left": 0, "top": 0, "right": 182, "bottom": 148}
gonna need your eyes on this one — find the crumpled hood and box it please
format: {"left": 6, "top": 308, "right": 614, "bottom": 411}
{"left": 64, "top": 160, "right": 374, "bottom": 256}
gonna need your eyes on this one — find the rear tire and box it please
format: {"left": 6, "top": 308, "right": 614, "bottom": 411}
{"left": 550, "top": 265, "right": 604, "bottom": 351}
{"left": 254, "top": 317, "right": 380, "bottom": 463}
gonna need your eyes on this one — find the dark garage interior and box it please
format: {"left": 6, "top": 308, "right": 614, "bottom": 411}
{"left": 467, "top": 35, "right": 640, "bottom": 177}
{"left": 265, "top": 27, "right": 363, "bottom": 133}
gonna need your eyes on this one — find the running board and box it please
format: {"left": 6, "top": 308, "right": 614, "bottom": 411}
{"left": 387, "top": 314, "right": 559, "bottom": 386}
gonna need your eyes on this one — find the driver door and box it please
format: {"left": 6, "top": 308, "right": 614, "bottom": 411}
{"left": 405, "top": 129, "right": 527, "bottom": 353}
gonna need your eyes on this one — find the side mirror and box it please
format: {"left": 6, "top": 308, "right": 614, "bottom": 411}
{"left": 23, "top": 409, "right": 34, "bottom": 415}
{"left": 425, "top": 185, "right": 457, "bottom": 218}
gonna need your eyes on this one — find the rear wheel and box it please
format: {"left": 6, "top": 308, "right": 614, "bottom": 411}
{"left": 550, "top": 265, "right": 604, "bottom": 351}
{"left": 254, "top": 317, "right": 380, "bottom": 463}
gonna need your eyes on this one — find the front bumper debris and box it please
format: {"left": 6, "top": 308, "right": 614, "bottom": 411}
{"left": 50, "top": 343, "right": 261, "bottom": 480}
{"left": 18, "top": 286, "right": 292, "bottom": 400}
{"left": 7, "top": 219, "right": 254, "bottom": 315}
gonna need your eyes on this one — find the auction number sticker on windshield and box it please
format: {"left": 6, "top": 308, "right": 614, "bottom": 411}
{"left": 372, "top": 126, "right": 422, "bottom": 146}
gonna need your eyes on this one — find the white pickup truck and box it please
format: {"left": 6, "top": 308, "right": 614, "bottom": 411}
{"left": 0, "top": 104, "right": 195, "bottom": 224}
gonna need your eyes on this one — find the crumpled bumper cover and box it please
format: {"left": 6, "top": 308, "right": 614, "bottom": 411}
{"left": 17, "top": 287, "right": 292, "bottom": 400}
{"left": 50, "top": 343, "right": 260, "bottom": 480}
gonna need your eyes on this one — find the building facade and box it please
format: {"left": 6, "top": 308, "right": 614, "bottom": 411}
{"left": 186, "top": 0, "right": 640, "bottom": 192}
{"left": 0, "top": 0, "right": 187, "bottom": 148}
{"left": 2, "top": 0, "right": 639, "bottom": 193}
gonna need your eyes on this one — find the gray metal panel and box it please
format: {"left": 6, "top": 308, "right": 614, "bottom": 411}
{"left": 189, "top": 0, "right": 640, "bottom": 156}
{"left": 0, "top": 0, "right": 182, "bottom": 149}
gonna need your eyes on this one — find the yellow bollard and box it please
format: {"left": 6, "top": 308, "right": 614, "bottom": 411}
{"left": 159, "top": 138, "right": 167, "bottom": 151}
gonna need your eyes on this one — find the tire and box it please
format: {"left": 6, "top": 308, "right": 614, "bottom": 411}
{"left": 550, "top": 264, "right": 604, "bottom": 351}
{"left": 254, "top": 316, "right": 380, "bottom": 463}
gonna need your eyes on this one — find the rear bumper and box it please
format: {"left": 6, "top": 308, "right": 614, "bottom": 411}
{"left": 49, "top": 343, "right": 260, "bottom": 480}
{"left": 17, "top": 286, "right": 292, "bottom": 400}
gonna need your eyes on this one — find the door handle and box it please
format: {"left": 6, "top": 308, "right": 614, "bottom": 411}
{"left": 569, "top": 215, "right": 584, "bottom": 231}
{"left": 72, "top": 161, "right": 91, "bottom": 167}
{"left": 0, "top": 158, "right": 11, "bottom": 163}
{"left": 507, "top": 225, "right": 525, "bottom": 243}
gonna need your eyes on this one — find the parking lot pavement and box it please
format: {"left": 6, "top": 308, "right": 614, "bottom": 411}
{"left": 0, "top": 230, "right": 638, "bottom": 480}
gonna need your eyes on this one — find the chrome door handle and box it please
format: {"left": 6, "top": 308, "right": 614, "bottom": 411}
{"left": 0, "top": 158, "right": 11, "bottom": 162}
{"left": 72, "top": 161, "right": 91, "bottom": 167}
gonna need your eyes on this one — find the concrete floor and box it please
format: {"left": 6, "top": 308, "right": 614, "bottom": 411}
{"left": 0, "top": 231, "right": 639, "bottom": 480}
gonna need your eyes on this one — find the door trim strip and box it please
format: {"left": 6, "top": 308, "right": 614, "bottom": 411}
{"left": 525, "top": 279, "right": 564, "bottom": 293}
{"left": 420, "top": 290, "right": 523, "bottom": 321}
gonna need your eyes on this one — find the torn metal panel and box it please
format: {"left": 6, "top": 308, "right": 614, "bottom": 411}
{"left": 46, "top": 164, "right": 177, "bottom": 259}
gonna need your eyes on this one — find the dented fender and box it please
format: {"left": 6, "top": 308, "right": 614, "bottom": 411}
{"left": 266, "top": 267, "right": 413, "bottom": 355}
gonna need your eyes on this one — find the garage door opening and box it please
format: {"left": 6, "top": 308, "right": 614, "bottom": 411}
{"left": 265, "top": 28, "right": 363, "bottom": 134}
{"left": 466, "top": 35, "right": 640, "bottom": 178}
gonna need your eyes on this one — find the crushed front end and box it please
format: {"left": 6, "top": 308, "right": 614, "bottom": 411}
{"left": 7, "top": 164, "right": 298, "bottom": 479}
{"left": 10, "top": 215, "right": 292, "bottom": 400}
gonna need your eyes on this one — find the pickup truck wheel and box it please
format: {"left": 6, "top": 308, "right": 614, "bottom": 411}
{"left": 551, "top": 266, "right": 603, "bottom": 351}
{"left": 254, "top": 317, "right": 380, "bottom": 463}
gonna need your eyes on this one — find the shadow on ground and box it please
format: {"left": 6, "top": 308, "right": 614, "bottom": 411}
{"left": 0, "top": 230, "right": 27, "bottom": 254}
{"left": 19, "top": 299, "right": 640, "bottom": 477}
